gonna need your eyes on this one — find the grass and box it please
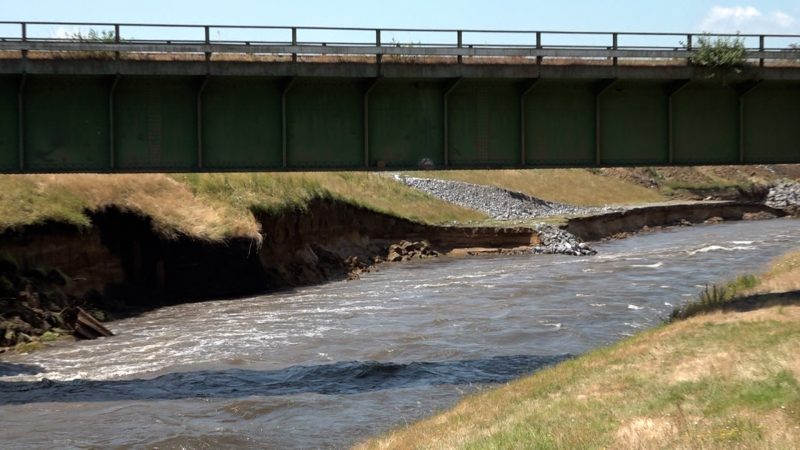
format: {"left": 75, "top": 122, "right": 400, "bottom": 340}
{"left": 0, "top": 173, "right": 486, "bottom": 242}
{"left": 175, "top": 172, "right": 487, "bottom": 225}
{"left": 403, "top": 169, "right": 665, "bottom": 206}
{"left": 670, "top": 274, "right": 760, "bottom": 321}
{"left": 358, "top": 249, "right": 800, "bottom": 449}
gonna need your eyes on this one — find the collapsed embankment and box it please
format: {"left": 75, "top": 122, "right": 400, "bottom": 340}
{"left": 565, "top": 201, "right": 787, "bottom": 242}
{"left": 0, "top": 199, "right": 539, "bottom": 349}
{"left": 0, "top": 197, "right": 794, "bottom": 350}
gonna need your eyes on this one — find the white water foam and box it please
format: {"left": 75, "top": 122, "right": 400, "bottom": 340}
{"left": 631, "top": 262, "right": 663, "bottom": 269}
{"left": 688, "top": 245, "right": 755, "bottom": 256}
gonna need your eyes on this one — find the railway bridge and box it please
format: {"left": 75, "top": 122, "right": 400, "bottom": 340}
{"left": 0, "top": 22, "right": 799, "bottom": 172}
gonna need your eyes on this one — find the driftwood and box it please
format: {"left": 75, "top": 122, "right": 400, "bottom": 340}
{"left": 74, "top": 307, "right": 114, "bottom": 340}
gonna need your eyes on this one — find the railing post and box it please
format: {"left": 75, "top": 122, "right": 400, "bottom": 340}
{"left": 376, "top": 29, "right": 382, "bottom": 64}
{"left": 114, "top": 24, "right": 120, "bottom": 61}
{"left": 457, "top": 30, "right": 463, "bottom": 64}
{"left": 20, "top": 22, "right": 27, "bottom": 60}
{"left": 759, "top": 35, "right": 765, "bottom": 67}
{"left": 686, "top": 33, "right": 693, "bottom": 65}
{"left": 292, "top": 27, "right": 297, "bottom": 62}
{"left": 536, "top": 31, "right": 542, "bottom": 65}
{"left": 204, "top": 26, "right": 211, "bottom": 63}
{"left": 612, "top": 32, "right": 618, "bottom": 66}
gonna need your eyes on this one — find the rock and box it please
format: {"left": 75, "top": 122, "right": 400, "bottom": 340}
{"left": 532, "top": 224, "right": 597, "bottom": 256}
{"left": 395, "top": 174, "right": 621, "bottom": 221}
{"left": 387, "top": 251, "right": 404, "bottom": 262}
{"left": 4, "top": 328, "right": 16, "bottom": 344}
{"left": 705, "top": 217, "right": 724, "bottom": 224}
{"left": 766, "top": 180, "right": 800, "bottom": 209}
{"left": 743, "top": 211, "right": 777, "bottom": 221}
{"left": 16, "top": 332, "right": 31, "bottom": 344}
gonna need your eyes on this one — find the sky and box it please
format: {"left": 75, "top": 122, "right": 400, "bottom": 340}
{"left": 2, "top": 1, "right": 799, "bottom": 47}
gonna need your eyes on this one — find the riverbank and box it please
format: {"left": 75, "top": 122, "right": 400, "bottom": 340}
{"left": 0, "top": 169, "right": 796, "bottom": 352}
{"left": 358, "top": 249, "right": 800, "bottom": 449}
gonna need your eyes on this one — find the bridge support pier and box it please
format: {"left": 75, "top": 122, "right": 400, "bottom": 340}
{"left": 109, "top": 75, "right": 121, "bottom": 170}
{"left": 519, "top": 79, "right": 540, "bottom": 166}
{"left": 443, "top": 78, "right": 462, "bottom": 167}
{"left": 667, "top": 80, "right": 691, "bottom": 165}
{"left": 738, "top": 81, "right": 763, "bottom": 164}
{"left": 196, "top": 76, "right": 210, "bottom": 170}
{"left": 594, "top": 79, "right": 617, "bottom": 166}
{"left": 17, "top": 74, "right": 26, "bottom": 171}
{"left": 281, "top": 77, "right": 297, "bottom": 168}
{"left": 363, "top": 78, "right": 380, "bottom": 168}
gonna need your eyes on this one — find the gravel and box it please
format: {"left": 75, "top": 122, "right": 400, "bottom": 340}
{"left": 532, "top": 224, "right": 597, "bottom": 256}
{"left": 396, "top": 175, "right": 619, "bottom": 221}
{"left": 395, "top": 175, "right": 600, "bottom": 255}
{"left": 766, "top": 180, "right": 800, "bottom": 209}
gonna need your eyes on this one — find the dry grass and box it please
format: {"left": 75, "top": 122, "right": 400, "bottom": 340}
{"left": 358, "top": 250, "right": 800, "bottom": 450}
{"left": 0, "top": 174, "right": 259, "bottom": 241}
{"left": 175, "top": 172, "right": 486, "bottom": 226}
{"left": 0, "top": 173, "right": 486, "bottom": 242}
{"left": 601, "top": 165, "right": 800, "bottom": 194}
{"left": 359, "top": 303, "right": 800, "bottom": 449}
{"left": 404, "top": 169, "right": 666, "bottom": 206}
{"left": 752, "top": 249, "right": 800, "bottom": 295}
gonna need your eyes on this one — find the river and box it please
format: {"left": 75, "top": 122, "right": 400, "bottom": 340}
{"left": 1, "top": 218, "right": 799, "bottom": 449}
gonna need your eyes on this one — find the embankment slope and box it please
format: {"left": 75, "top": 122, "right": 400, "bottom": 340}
{"left": 357, "top": 251, "right": 800, "bottom": 450}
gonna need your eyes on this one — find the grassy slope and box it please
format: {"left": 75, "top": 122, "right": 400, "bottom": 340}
{"left": 404, "top": 169, "right": 665, "bottom": 206}
{"left": 359, "top": 250, "right": 800, "bottom": 449}
{"left": 0, "top": 166, "right": 795, "bottom": 242}
{"left": 0, "top": 173, "right": 486, "bottom": 241}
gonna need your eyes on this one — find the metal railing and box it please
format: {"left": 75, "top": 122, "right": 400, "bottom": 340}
{"left": 0, "top": 21, "right": 799, "bottom": 64}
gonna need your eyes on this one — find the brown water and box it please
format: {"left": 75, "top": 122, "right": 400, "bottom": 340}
{"left": 1, "top": 219, "right": 799, "bottom": 449}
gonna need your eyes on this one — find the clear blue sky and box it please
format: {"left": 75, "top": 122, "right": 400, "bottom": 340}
{"left": 3, "top": 1, "right": 800, "bottom": 33}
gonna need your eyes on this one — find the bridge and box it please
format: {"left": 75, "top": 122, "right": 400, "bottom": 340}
{"left": 0, "top": 21, "right": 799, "bottom": 172}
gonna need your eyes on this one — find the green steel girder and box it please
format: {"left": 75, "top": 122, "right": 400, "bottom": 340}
{"left": 1, "top": 74, "right": 799, "bottom": 172}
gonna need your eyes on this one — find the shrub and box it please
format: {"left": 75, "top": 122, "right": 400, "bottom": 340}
{"left": 690, "top": 35, "right": 747, "bottom": 68}
{"left": 670, "top": 274, "right": 759, "bottom": 321}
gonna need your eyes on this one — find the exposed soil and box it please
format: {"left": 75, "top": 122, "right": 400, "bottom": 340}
{"left": 0, "top": 196, "right": 795, "bottom": 351}
{"left": 0, "top": 200, "right": 539, "bottom": 350}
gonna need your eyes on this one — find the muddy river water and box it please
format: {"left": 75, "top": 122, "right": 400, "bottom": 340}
{"left": 1, "top": 218, "right": 799, "bottom": 449}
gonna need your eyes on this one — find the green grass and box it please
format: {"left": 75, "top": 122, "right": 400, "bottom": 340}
{"left": 0, "top": 176, "right": 91, "bottom": 231}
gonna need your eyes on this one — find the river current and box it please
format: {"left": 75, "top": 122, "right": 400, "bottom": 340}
{"left": 1, "top": 219, "right": 799, "bottom": 449}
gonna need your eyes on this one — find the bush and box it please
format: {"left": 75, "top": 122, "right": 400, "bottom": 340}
{"left": 68, "top": 29, "right": 116, "bottom": 43}
{"left": 690, "top": 35, "right": 747, "bottom": 68}
{"left": 670, "top": 274, "right": 759, "bottom": 321}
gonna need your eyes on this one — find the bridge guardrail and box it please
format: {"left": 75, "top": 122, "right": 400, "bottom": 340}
{"left": 0, "top": 21, "right": 799, "bottom": 65}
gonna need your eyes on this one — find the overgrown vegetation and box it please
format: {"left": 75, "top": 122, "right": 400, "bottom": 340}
{"left": 689, "top": 34, "right": 747, "bottom": 68}
{"left": 67, "top": 29, "right": 116, "bottom": 43}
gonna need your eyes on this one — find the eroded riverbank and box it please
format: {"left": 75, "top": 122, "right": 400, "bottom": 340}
{"left": 1, "top": 218, "right": 799, "bottom": 448}
{"left": 0, "top": 197, "right": 790, "bottom": 350}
